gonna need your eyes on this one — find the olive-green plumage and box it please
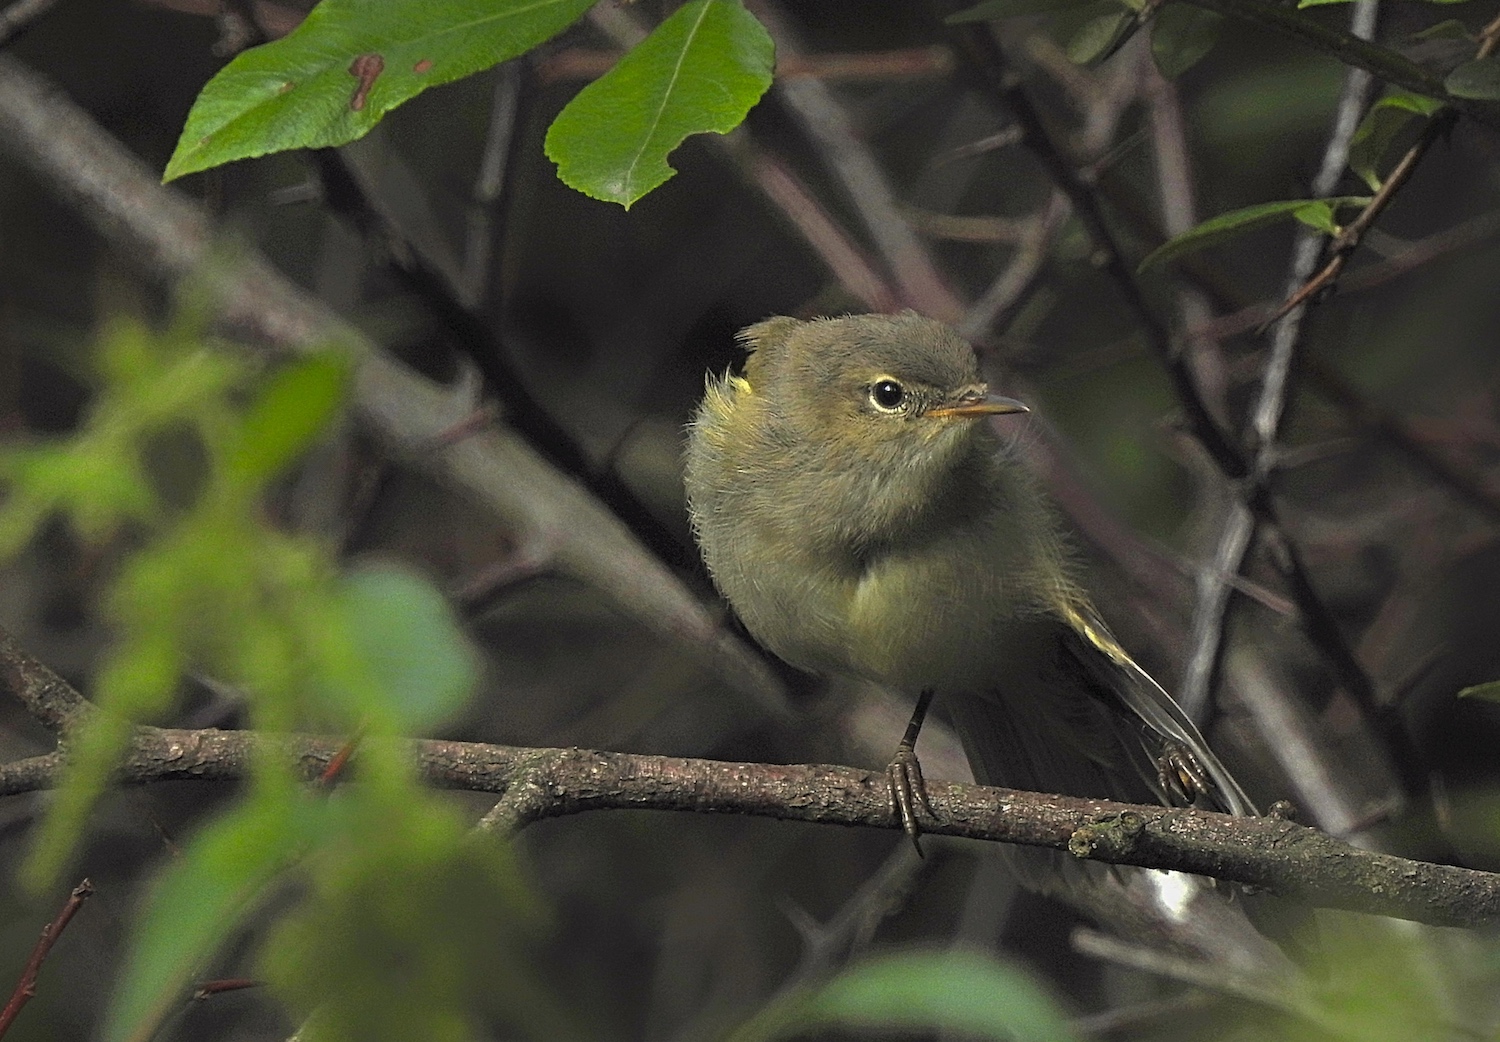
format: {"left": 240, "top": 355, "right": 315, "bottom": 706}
{"left": 684, "top": 312, "right": 1252, "bottom": 822}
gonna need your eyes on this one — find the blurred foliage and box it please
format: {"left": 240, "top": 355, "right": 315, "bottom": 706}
{"left": 0, "top": 309, "right": 546, "bottom": 1041}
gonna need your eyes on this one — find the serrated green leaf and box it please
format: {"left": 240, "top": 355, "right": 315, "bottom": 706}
{"left": 945, "top": 0, "right": 1097, "bottom": 23}
{"left": 544, "top": 0, "right": 773, "bottom": 207}
{"left": 1138, "top": 195, "right": 1370, "bottom": 271}
{"left": 164, "top": 0, "right": 596, "bottom": 181}
{"left": 336, "top": 564, "right": 478, "bottom": 732}
{"left": 1150, "top": 5, "right": 1222, "bottom": 79}
{"left": 1066, "top": 10, "right": 1135, "bottom": 65}
{"left": 1348, "top": 91, "right": 1443, "bottom": 190}
{"left": 1447, "top": 56, "right": 1500, "bottom": 100}
{"left": 228, "top": 353, "right": 350, "bottom": 487}
{"left": 1458, "top": 680, "right": 1500, "bottom": 701}
{"left": 106, "top": 795, "right": 314, "bottom": 1042}
{"left": 729, "top": 950, "right": 1075, "bottom": 1042}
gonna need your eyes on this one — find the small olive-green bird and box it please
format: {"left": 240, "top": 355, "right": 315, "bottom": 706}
{"left": 684, "top": 312, "right": 1253, "bottom": 852}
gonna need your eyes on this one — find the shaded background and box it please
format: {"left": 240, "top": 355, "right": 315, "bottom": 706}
{"left": 2, "top": 0, "right": 1500, "bottom": 1037}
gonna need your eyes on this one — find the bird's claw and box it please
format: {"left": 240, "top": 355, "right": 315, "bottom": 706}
{"left": 1157, "top": 740, "right": 1214, "bottom": 806}
{"left": 887, "top": 741, "right": 936, "bottom": 856}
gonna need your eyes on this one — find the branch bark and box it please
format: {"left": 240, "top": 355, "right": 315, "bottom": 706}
{"left": 0, "top": 722, "right": 1495, "bottom": 928}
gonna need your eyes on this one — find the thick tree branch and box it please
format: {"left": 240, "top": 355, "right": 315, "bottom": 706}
{"left": 0, "top": 723, "right": 1496, "bottom": 928}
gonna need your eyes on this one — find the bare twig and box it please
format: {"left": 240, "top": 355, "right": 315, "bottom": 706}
{"left": 754, "top": 2, "right": 967, "bottom": 322}
{"left": 1262, "top": 11, "right": 1500, "bottom": 327}
{"left": 458, "top": 63, "right": 522, "bottom": 311}
{"left": 1179, "top": 0, "right": 1380, "bottom": 721}
{"left": 0, "top": 879, "right": 94, "bottom": 1039}
{"left": 1176, "top": 0, "right": 1500, "bottom": 129}
{"left": 945, "top": 24, "right": 1248, "bottom": 479}
{"left": 718, "top": 136, "right": 900, "bottom": 312}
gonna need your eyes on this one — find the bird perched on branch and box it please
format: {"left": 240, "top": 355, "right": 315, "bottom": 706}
{"left": 684, "top": 312, "right": 1254, "bottom": 862}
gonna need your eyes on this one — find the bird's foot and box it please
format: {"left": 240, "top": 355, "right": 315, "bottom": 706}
{"left": 887, "top": 740, "right": 936, "bottom": 856}
{"left": 1157, "top": 740, "right": 1214, "bottom": 806}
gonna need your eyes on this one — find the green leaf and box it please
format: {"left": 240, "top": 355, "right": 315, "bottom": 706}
{"left": 228, "top": 352, "right": 351, "bottom": 487}
{"left": 1150, "top": 4, "right": 1222, "bottom": 79}
{"left": 1458, "top": 680, "right": 1500, "bottom": 702}
{"left": 164, "top": 0, "right": 596, "bottom": 181}
{"left": 1348, "top": 91, "right": 1444, "bottom": 190}
{"left": 1411, "top": 18, "right": 1472, "bottom": 40}
{"left": 945, "top": 0, "right": 1097, "bottom": 22}
{"left": 106, "top": 794, "right": 314, "bottom": 1042}
{"left": 1292, "top": 200, "right": 1339, "bottom": 234}
{"left": 1138, "top": 195, "right": 1370, "bottom": 271}
{"left": 544, "top": 0, "right": 774, "bottom": 208}
{"left": 1447, "top": 56, "right": 1500, "bottom": 100}
{"left": 1066, "top": 10, "right": 1135, "bottom": 65}
{"left": 729, "top": 950, "right": 1076, "bottom": 1042}
{"left": 335, "top": 564, "right": 479, "bottom": 732}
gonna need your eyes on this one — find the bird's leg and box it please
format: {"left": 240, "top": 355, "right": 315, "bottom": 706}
{"left": 887, "top": 688, "right": 937, "bottom": 855}
{"left": 1157, "top": 740, "right": 1213, "bottom": 806}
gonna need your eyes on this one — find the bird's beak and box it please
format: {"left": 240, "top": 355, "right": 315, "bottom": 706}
{"left": 927, "top": 387, "right": 1029, "bottom": 419}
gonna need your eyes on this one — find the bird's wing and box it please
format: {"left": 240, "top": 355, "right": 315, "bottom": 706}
{"left": 1058, "top": 601, "right": 1257, "bottom": 816}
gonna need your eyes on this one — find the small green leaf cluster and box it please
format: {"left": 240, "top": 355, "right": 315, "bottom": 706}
{"left": 165, "top": 0, "right": 775, "bottom": 210}
{"left": 0, "top": 310, "right": 550, "bottom": 1042}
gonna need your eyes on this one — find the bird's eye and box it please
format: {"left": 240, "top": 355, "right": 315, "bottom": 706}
{"left": 870, "top": 379, "right": 906, "bottom": 411}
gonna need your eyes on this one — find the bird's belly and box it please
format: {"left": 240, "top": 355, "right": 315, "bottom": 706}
{"left": 709, "top": 528, "right": 1042, "bottom": 693}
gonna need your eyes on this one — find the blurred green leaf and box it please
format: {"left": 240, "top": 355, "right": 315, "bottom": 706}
{"left": 334, "top": 564, "right": 479, "bottom": 732}
{"left": 1151, "top": 4, "right": 1222, "bottom": 79}
{"left": 1066, "top": 10, "right": 1135, "bottom": 65}
{"left": 545, "top": 0, "right": 774, "bottom": 208}
{"left": 1447, "top": 56, "right": 1500, "bottom": 100}
{"left": 106, "top": 794, "right": 314, "bottom": 1042}
{"left": 228, "top": 352, "right": 351, "bottom": 487}
{"left": 164, "top": 0, "right": 596, "bottom": 181}
{"left": 1292, "top": 200, "right": 1339, "bottom": 234}
{"left": 1138, "top": 196, "right": 1369, "bottom": 271}
{"left": 1411, "top": 17, "right": 1472, "bottom": 39}
{"left": 730, "top": 950, "right": 1075, "bottom": 1042}
{"left": 261, "top": 791, "right": 564, "bottom": 1042}
{"left": 1348, "top": 91, "right": 1444, "bottom": 190}
{"left": 1458, "top": 680, "right": 1500, "bottom": 701}
{"left": 945, "top": 0, "right": 1096, "bottom": 22}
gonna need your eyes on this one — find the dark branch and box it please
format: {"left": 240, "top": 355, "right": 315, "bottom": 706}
{"left": 0, "top": 725, "right": 1496, "bottom": 928}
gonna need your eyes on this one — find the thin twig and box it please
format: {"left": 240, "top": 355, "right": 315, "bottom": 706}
{"left": 1262, "top": 11, "right": 1500, "bottom": 328}
{"left": 945, "top": 23, "right": 1248, "bottom": 478}
{"left": 1179, "top": 0, "right": 1380, "bottom": 719}
{"left": 755, "top": 1, "right": 967, "bottom": 322}
{"left": 0, "top": 879, "right": 94, "bottom": 1039}
{"left": 1175, "top": 0, "right": 1500, "bottom": 128}
{"left": 457, "top": 63, "right": 521, "bottom": 311}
